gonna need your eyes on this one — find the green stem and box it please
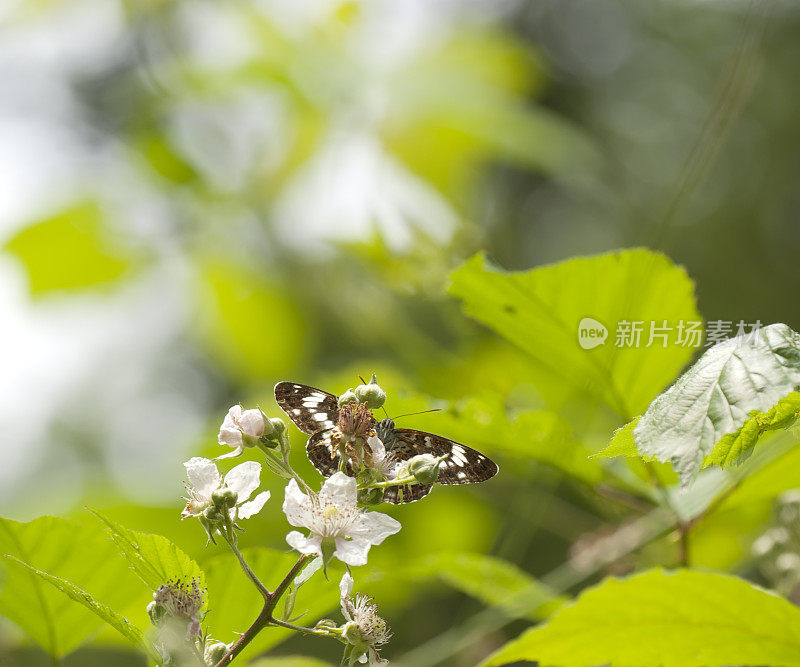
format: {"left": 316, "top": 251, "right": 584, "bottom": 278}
{"left": 214, "top": 554, "right": 315, "bottom": 667}
{"left": 222, "top": 532, "right": 270, "bottom": 601}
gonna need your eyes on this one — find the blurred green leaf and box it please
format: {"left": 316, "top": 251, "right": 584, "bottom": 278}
{"left": 89, "top": 509, "right": 205, "bottom": 596}
{"left": 448, "top": 249, "right": 701, "bottom": 419}
{"left": 633, "top": 323, "right": 800, "bottom": 487}
{"left": 203, "top": 548, "right": 335, "bottom": 661}
{"left": 4, "top": 201, "right": 138, "bottom": 296}
{"left": 4, "top": 557, "right": 159, "bottom": 662}
{"left": 0, "top": 516, "right": 144, "bottom": 657}
{"left": 481, "top": 569, "right": 800, "bottom": 667}
{"left": 195, "top": 262, "right": 308, "bottom": 383}
{"left": 400, "top": 552, "right": 564, "bottom": 621}
{"left": 248, "top": 658, "right": 333, "bottom": 667}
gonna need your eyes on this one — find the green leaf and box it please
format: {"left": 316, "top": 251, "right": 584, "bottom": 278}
{"left": 0, "top": 516, "right": 145, "bottom": 657}
{"left": 705, "top": 391, "right": 800, "bottom": 468}
{"left": 4, "top": 556, "right": 159, "bottom": 662}
{"left": 481, "top": 569, "right": 800, "bottom": 667}
{"left": 448, "top": 249, "right": 700, "bottom": 418}
{"left": 203, "top": 548, "right": 334, "bottom": 660}
{"left": 4, "top": 201, "right": 138, "bottom": 296}
{"left": 401, "top": 552, "right": 564, "bottom": 620}
{"left": 88, "top": 509, "right": 205, "bottom": 594}
{"left": 593, "top": 418, "right": 640, "bottom": 458}
{"left": 633, "top": 323, "right": 800, "bottom": 487}
{"left": 248, "top": 658, "right": 333, "bottom": 667}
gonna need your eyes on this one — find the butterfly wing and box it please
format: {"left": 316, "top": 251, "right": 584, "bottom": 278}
{"left": 306, "top": 429, "right": 349, "bottom": 477}
{"left": 383, "top": 482, "right": 433, "bottom": 504}
{"left": 275, "top": 382, "right": 339, "bottom": 435}
{"left": 390, "top": 429, "right": 499, "bottom": 485}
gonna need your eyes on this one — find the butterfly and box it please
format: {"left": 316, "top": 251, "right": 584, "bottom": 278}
{"left": 274, "top": 381, "right": 499, "bottom": 504}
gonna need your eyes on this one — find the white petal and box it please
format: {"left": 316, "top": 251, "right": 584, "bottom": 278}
{"left": 184, "top": 457, "right": 220, "bottom": 499}
{"left": 283, "top": 479, "right": 311, "bottom": 527}
{"left": 320, "top": 472, "right": 358, "bottom": 507}
{"left": 334, "top": 535, "right": 371, "bottom": 566}
{"left": 237, "top": 491, "right": 270, "bottom": 519}
{"left": 286, "top": 531, "right": 323, "bottom": 557}
{"left": 214, "top": 446, "right": 245, "bottom": 461}
{"left": 350, "top": 511, "right": 401, "bottom": 545}
{"left": 218, "top": 406, "right": 244, "bottom": 447}
{"left": 238, "top": 409, "right": 265, "bottom": 437}
{"left": 339, "top": 571, "right": 354, "bottom": 600}
{"left": 367, "top": 435, "right": 386, "bottom": 462}
{"left": 224, "top": 461, "right": 261, "bottom": 501}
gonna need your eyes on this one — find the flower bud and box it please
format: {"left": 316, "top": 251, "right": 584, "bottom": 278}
{"left": 342, "top": 620, "right": 364, "bottom": 646}
{"left": 354, "top": 375, "right": 386, "bottom": 410}
{"left": 258, "top": 416, "right": 286, "bottom": 450}
{"left": 407, "top": 453, "right": 442, "bottom": 485}
{"left": 147, "top": 600, "right": 165, "bottom": 626}
{"left": 204, "top": 641, "right": 229, "bottom": 665}
{"left": 338, "top": 388, "right": 358, "bottom": 406}
{"left": 211, "top": 487, "right": 238, "bottom": 509}
{"left": 203, "top": 505, "right": 225, "bottom": 524}
{"left": 358, "top": 487, "right": 385, "bottom": 506}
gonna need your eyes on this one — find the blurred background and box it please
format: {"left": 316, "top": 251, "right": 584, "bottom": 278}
{"left": 1, "top": 0, "right": 799, "bottom": 665}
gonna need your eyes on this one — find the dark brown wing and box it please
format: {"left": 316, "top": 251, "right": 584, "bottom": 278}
{"left": 306, "top": 429, "right": 346, "bottom": 477}
{"left": 275, "top": 382, "right": 339, "bottom": 435}
{"left": 383, "top": 482, "right": 433, "bottom": 504}
{"left": 391, "top": 429, "right": 499, "bottom": 485}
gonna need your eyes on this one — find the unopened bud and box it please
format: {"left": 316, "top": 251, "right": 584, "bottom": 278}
{"left": 407, "top": 453, "right": 441, "bottom": 485}
{"left": 203, "top": 505, "right": 225, "bottom": 524}
{"left": 147, "top": 600, "right": 165, "bottom": 626}
{"left": 258, "top": 416, "right": 286, "bottom": 450}
{"left": 338, "top": 388, "right": 358, "bottom": 406}
{"left": 354, "top": 374, "right": 386, "bottom": 410}
{"left": 204, "top": 641, "right": 229, "bottom": 665}
{"left": 211, "top": 487, "right": 238, "bottom": 509}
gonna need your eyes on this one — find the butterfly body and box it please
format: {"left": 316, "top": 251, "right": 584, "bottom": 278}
{"left": 275, "top": 381, "right": 498, "bottom": 504}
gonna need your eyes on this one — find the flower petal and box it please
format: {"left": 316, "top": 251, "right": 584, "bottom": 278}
{"left": 295, "top": 556, "right": 323, "bottom": 587}
{"left": 238, "top": 409, "right": 265, "bottom": 437}
{"left": 283, "top": 479, "right": 311, "bottom": 527}
{"left": 286, "top": 531, "right": 323, "bottom": 557}
{"left": 350, "top": 511, "right": 401, "bottom": 546}
{"left": 339, "top": 571, "right": 354, "bottom": 601}
{"left": 218, "top": 405, "right": 244, "bottom": 447}
{"left": 224, "top": 461, "right": 261, "bottom": 502}
{"left": 237, "top": 490, "right": 270, "bottom": 519}
{"left": 320, "top": 471, "right": 358, "bottom": 507}
{"left": 334, "top": 535, "right": 371, "bottom": 566}
{"left": 367, "top": 435, "right": 386, "bottom": 462}
{"left": 184, "top": 457, "right": 220, "bottom": 499}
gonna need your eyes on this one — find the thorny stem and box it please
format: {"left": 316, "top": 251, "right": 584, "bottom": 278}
{"left": 214, "top": 553, "right": 315, "bottom": 667}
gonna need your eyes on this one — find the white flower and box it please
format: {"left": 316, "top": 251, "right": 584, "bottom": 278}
{"left": 366, "top": 435, "right": 398, "bottom": 480}
{"left": 182, "top": 457, "right": 270, "bottom": 522}
{"left": 340, "top": 572, "right": 391, "bottom": 664}
{"left": 217, "top": 405, "right": 266, "bottom": 458}
{"left": 153, "top": 578, "right": 206, "bottom": 640}
{"left": 283, "top": 472, "right": 401, "bottom": 566}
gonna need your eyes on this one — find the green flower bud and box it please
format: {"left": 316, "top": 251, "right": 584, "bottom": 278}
{"left": 407, "top": 453, "right": 442, "bottom": 485}
{"left": 357, "top": 487, "right": 385, "bottom": 506}
{"left": 204, "top": 641, "right": 229, "bottom": 665}
{"left": 338, "top": 388, "right": 358, "bottom": 406}
{"left": 203, "top": 505, "right": 225, "bottom": 524}
{"left": 354, "top": 374, "right": 386, "bottom": 409}
{"left": 211, "top": 487, "right": 238, "bottom": 509}
{"left": 258, "top": 416, "right": 286, "bottom": 449}
{"left": 147, "top": 600, "right": 165, "bottom": 626}
{"left": 342, "top": 620, "right": 364, "bottom": 646}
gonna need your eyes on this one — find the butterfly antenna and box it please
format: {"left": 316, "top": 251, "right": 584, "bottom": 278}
{"left": 392, "top": 408, "right": 442, "bottom": 420}
{"left": 358, "top": 375, "right": 367, "bottom": 385}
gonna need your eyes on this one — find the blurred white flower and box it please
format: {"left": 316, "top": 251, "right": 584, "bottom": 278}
{"left": 181, "top": 457, "right": 270, "bottom": 521}
{"left": 283, "top": 472, "right": 400, "bottom": 566}
{"left": 340, "top": 572, "right": 391, "bottom": 664}
{"left": 217, "top": 405, "right": 266, "bottom": 458}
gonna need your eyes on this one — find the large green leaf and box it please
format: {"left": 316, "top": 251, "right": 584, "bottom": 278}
{"left": 0, "top": 516, "right": 144, "bottom": 657}
{"left": 89, "top": 509, "right": 205, "bottom": 594}
{"left": 400, "top": 552, "right": 564, "bottom": 621}
{"left": 248, "top": 659, "right": 333, "bottom": 667}
{"left": 5, "top": 557, "right": 159, "bottom": 662}
{"left": 4, "top": 201, "right": 138, "bottom": 296}
{"left": 203, "top": 547, "right": 335, "bottom": 661}
{"left": 448, "top": 250, "right": 700, "bottom": 418}
{"left": 481, "top": 569, "right": 800, "bottom": 667}
{"left": 632, "top": 323, "right": 800, "bottom": 487}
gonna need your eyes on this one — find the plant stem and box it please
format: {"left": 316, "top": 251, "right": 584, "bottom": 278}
{"left": 214, "top": 553, "right": 315, "bottom": 667}
{"left": 222, "top": 533, "right": 271, "bottom": 601}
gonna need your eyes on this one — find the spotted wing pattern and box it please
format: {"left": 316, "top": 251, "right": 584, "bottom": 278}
{"left": 274, "top": 382, "right": 339, "bottom": 435}
{"left": 306, "top": 429, "right": 347, "bottom": 477}
{"left": 390, "top": 429, "right": 498, "bottom": 483}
